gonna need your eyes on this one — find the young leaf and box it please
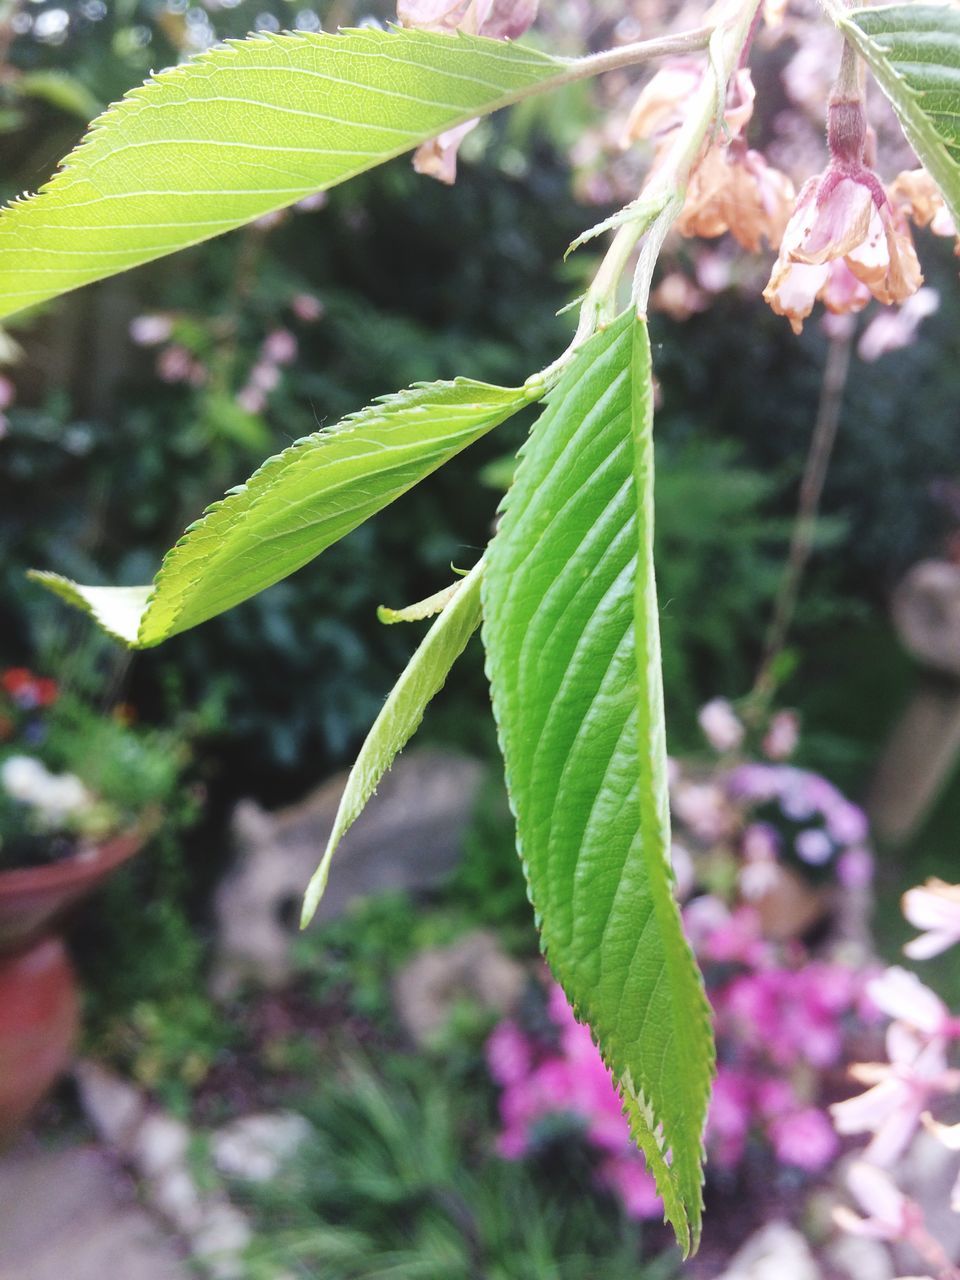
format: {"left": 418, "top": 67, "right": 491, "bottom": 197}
{"left": 301, "top": 560, "right": 483, "bottom": 926}
{"left": 31, "top": 379, "right": 534, "bottom": 646}
{"left": 837, "top": 4, "right": 960, "bottom": 222}
{"left": 483, "top": 312, "right": 714, "bottom": 1255}
{"left": 0, "top": 28, "right": 577, "bottom": 319}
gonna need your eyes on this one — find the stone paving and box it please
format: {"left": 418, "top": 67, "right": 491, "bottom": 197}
{"left": 0, "top": 1140, "right": 189, "bottom": 1280}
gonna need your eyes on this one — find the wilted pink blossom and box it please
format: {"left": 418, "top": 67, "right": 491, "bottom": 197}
{"left": 902, "top": 880, "right": 960, "bottom": 960}
{"left": 765, "top": 95, "right": 922, "bottom": 333}
{"left": 698, "top": 698, "right": 745, "bottom": 753}
{"left": 398, "top": 0, "right": 538, "bottom": 183}
{"left": 858, "top": 288, "right": 940, "bottom": 363}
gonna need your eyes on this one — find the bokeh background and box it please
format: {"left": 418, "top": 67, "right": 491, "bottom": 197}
{"left": 1, "top": 2, "right": 959, "bottom": 1278}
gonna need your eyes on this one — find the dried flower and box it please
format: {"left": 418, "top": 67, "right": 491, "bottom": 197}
{"left": 679, "top": 141, "right": 796, "bottom": 253}
{"left": 889, "top": 169, "right": 958, "bottom": 244}
{"left": 398, "top": 0, "right": 538, "bottom": 182}
{"left": 764, "top": 93, "right": 922, "bottom": 332}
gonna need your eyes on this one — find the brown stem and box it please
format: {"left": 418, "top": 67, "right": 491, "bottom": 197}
{"left": 751, "top": 328, "right": 853, "bottom": 706}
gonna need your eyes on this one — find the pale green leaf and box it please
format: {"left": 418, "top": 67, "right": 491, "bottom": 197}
{"left": 301, "top": 560, "right": 483, "bottom": 926}
{"left": 31, "top": 378, "right": 534, "bottom": 646}
{"left": 0, "top": 28, "right": 576, "bottom": 319}
{"left": 483, "top": 312, "right": 714, "bottom": 1255}
{"left": 838, "top": 4, "right": 960, "bottom": 223}
{"left": 377, "top": 579, "right": 461, "bottom": 624}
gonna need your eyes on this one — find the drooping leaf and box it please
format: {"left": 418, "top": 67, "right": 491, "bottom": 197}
{"left": 377, "top": 579, "right": 462, "bottom": 624}
{"left": 301, "top": 560, "right": 483, "bottom": 926}
{"left": 31, "top": 378, "right": 535, "bottom": 646}
{"left": 838, "top": 4, "right": 960, "bottom": 223}
{"left": 483, "top": 312, "right": 714, "bottom": 1255}
{"left": 0, "top": 28, "right": 580, "bottom": 319}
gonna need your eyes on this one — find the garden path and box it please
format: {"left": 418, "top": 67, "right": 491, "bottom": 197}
{"left": 0, "top": 1140, "right": 188, "bottom": 1280}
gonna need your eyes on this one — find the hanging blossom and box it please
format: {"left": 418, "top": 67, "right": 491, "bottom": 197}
{"left": 396, "top": 0, "right": 538, "bottom": 183}
{"left": 764, "top": 61, "right": 922, "bottom": 333}
{"left": 889, "top": 168, "right": 959, "bottom": 253}
{"left": 626, "top": 64, "right": 795, "bottom": 253}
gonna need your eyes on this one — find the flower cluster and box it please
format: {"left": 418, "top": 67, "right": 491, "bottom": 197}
{"left": 830, "top": 881, "right": 960, "bottom": 1278}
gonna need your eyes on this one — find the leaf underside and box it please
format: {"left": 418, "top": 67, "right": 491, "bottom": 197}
{"left": 842, "top": 4, "right": 960, "bottom": 224}
{"left": 483, "top": 312, "right": 714, "bottom": 1255}
{"left": 301, "top": 560, "right": 483, "bottom": 926}
{"left": 31, "top": 378, "right": 533, "bottom": 646}
{"left": 0, "top": 27, "right": 568, "bottom": 319}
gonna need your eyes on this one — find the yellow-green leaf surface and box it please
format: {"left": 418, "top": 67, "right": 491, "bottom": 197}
{"left": 0, "top": 28, "right": 573, "bottom": 319}
{"left": 839, "top": 4, "right": 960, "bottom": 223}
{"left": 31, "top": 378, "right": 533, "bottom": 646}
{"left": 302, "top": 561, "right": 482, "bottom": 926}
{"left": 483, "top": 312, "right": 714, "bottom": 1254}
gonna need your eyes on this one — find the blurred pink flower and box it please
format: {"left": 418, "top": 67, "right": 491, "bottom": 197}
{"left": 834, "top": 1161, "right": 924, "bottom": 1242}
{"left": 130, "top": 314, "right": 173, "bottom": 346}
{"left": 866, "top": 967, "right": 950, "bottom": 1037}
{"left": 837, "top": 846, "right": 875, "bottom": 890}
{"left": 902, "top": 880, "right": 960, "bottom": 960}
{"left": 486, "top": 1020, "right": 532, "bottom": 1087}
{"left": 698, "top": 698, "right": 745, "bottom": 753}
{"left": 831, "top": 1021, "right": 957, "bottom": 1166}
{"left": 763, "top": 710, "right": 799, "bottom": 760}
{"left": 769, "top": 1106, "right": 838, "bottom": 1172}
{"left": 262, "top": 328, "right": 298, "bottom": 365}
{"left": 291, "top": 293, "right": 324, "bottom": 323}
{"left": 707, "top": 1068, "right": 753, "bottom": 1168}
{"left": 0, "top": 374, "right": 14, "bottom": 411}
{"left": 858, "top": 288, "right": 940, "bottom": 363}
{"left": 597, "top": 1154, "right": 661, "bottom": 1219}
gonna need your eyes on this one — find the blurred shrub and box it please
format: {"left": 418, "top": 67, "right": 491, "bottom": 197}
{"left": 236, "top": 1054, "right": 676, "bottom": 1280}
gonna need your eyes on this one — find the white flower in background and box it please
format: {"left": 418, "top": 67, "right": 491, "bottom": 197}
{"left": 1, "top": 754, "right": 92, "bottom": 827}
{"left": 902, "top": 879, "right": 960, "bottom": 960}
{"left": 697, "top": 698, "right": 744, "bottom": 753}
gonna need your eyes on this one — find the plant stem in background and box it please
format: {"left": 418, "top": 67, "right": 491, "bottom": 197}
{"left": 752, "top": 329, "right": 854, "bottom": 706}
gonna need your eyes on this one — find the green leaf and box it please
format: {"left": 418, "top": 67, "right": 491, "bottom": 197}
{"left": 483, "top": 312, "right": 714, "bottom": 1255}
{"left": 838, "top": 4, "right": 960, "bottom": 223}
{"left": 301, "top": 560, "right": 483, "bottom": 927}
{"left": 31, "top": 378, "right": 534, "bottom": 646}
{"left": 377, "top": 579, "right": 461, "bottom": 624}
{"left": 0, "top": 28, "right": 575, "bottom": 320}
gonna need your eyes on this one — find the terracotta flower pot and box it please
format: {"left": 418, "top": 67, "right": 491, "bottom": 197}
{"left": 0, "top": 832, "right": 142, "bottom": 1141}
